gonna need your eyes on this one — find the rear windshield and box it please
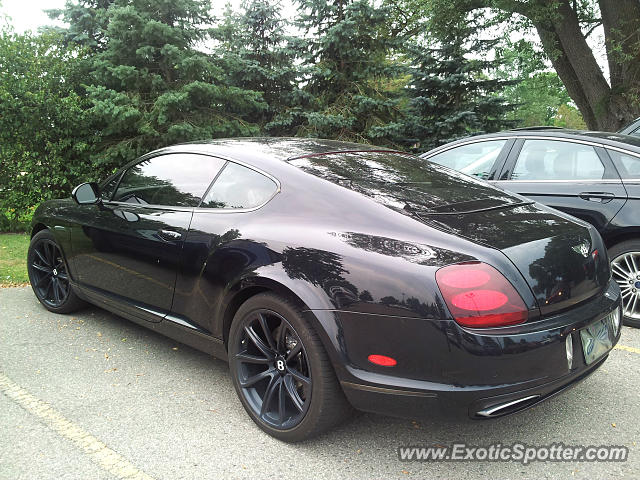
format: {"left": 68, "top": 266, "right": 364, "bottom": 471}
{"left": 288, "top": 151, "right": 525, "bottom": 214}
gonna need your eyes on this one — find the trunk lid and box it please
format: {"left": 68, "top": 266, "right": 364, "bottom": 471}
{"left": 420, "top": 203, "right": 610, "bottom": 316}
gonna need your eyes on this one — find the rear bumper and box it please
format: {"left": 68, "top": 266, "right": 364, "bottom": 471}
{"left": 340, "top": 352, "right": 608, "bottom": 419}
{"left": 333, "top": 279, "right": 621, "bottom": 420}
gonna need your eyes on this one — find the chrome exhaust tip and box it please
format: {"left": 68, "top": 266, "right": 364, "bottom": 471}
{"left": 476, "top": 394, "right": 540, "bottom": 418}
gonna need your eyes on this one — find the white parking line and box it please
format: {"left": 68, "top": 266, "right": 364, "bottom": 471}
{"left": 0, "top": 372, "right": 156, "bottom": 480}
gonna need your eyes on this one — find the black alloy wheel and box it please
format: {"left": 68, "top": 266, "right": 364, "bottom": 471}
{"left": 228, "top": 293, "right": 351, "bottom": 442}
{"left": 233, "top": 309, "right": 312, "bottom": 429}
{"left": 27, "top": 230, "right": 86, "bottom": 313}
{"left": 29, "top": 238, "right": 69, "bottom": 307}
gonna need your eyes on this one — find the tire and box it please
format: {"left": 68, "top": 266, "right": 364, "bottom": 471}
{"left": 228, "top": 292, "right": 352, "bottom": 442}
{"left": 609, "top": 239, "right": 640, "bottom": 328}
{"left": 27, "top": 229, "right": 87, "bottom": 314}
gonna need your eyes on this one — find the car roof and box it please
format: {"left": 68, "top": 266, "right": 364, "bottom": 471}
{"left": 425, "top": 129, "right": 640, "bottom": 154}
{"left": 147, "top": 137, "right": 400, "bottom": 170}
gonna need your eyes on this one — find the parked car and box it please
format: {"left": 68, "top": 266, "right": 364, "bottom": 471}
{"left": 421, "top": 128, "right": 640, "bottom": 328}
{"left": 28, "top": 138, "right": 621, "bottom": 441}
{"left": 618, "top": 117, "right": 640, "bottom": 137}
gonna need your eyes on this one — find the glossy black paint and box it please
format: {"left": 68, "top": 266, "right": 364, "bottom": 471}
{"left": 422, "top": 129, "right": 640, "bottom": 250}
{"left": 31, "top": 137, "right": 620, "bottom": 420}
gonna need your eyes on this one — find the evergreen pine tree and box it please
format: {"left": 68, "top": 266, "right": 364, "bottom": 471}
{"left": 77, "top": 0, "right": 266, "bottom": 167}
{"left": 293, "top": 0, "right": 406, "bottom": 145}
{"left": 403, "top": 21, "right": 518, "bottom": 151}
{"left": 46, "top": 0, "right": 115, "bottom": 51}
{"left": 212, "top": 0, "right": 300, "bottom": 134}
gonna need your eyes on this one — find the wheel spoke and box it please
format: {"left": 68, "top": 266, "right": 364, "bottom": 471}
{"left": 244, "top": 326, "right": 274, "bottom": 359}
{"left": 52, "top": 279, "right": 61, "bottom": 303}
{"left": 260, "top": 376, "right": 280, "bottom": 417}
{"left": 240, "top": 368, "right": 274, "bottom": 387}
{"left": 277, "top": 380, "right": 286, "bottom": 425}
{"left": 34, "top": 273, "right": 52, "bottom": 288}
{"left": 257, "top": 313, "right": 276, "bottom": 351}
{"left": 611, "top": 262, "right": 630, "bottom": 278}
{"left": 283, "top": 375, "right": 304, "bottom": 412}
{"left": 31, "top": 262, "right": 51, "bottom": 273}
{"left": 286, "top": 342, "right": 303, "bottom": 362}
{"left": 57, "top": 279, "right": 68, "bottom": 297}
{"left": 44, "top": 277, "right": 54, "bottom": 299}
{"left": 276, "top": 321, "right": 287, "bottom": 351}
{"left": 46, "top": 242, "right": 56, "bottom": 266}
{"left": 630, "top": 295, "right": 639, "bottom": 316}
{"left": 288, "top": 367, "right": 311, "bottom": 387}
{"left": 56, "top": 271, "right": 69, "bottom": 281}
{"left": 235, "top": 351, "right": 271, "bottom": 364}
{"left": 34, "top": 248, "right": 50, "bottom": 267}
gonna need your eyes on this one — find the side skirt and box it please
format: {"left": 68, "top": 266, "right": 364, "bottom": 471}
{"left": 73, "top": 282, "right": 228, "bottom": 362}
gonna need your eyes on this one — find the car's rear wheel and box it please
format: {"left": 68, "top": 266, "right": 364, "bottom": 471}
{"left": 610, "top": 239, "right": 640, "bottom": 328}
{"left": 228, "top": 293, "right": 351, "bottom": 442}
{"left": 27, "top": 230, "right": 86, "bottom": 314}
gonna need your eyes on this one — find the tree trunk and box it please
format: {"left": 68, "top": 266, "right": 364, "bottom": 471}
{"left": 531, "top": 1, "right": 614, "bottom": 130}
{"left": 493, "top": 0, "right": 640, "bottom": 131}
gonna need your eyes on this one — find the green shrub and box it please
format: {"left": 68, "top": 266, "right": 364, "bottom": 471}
{"left": 0, "top": 31, "right": 100, "bottom": 232}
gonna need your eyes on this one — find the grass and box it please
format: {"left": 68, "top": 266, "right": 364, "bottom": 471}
{"left": 0, "top": 233, "right": 30, "bottom": 286}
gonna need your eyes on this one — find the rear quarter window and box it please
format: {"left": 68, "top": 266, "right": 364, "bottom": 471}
{"left": 607, "top": 149, "right": 640, "bottom": 179}
{"left": 200, "top": 162, "right": 278, "bottom": 209}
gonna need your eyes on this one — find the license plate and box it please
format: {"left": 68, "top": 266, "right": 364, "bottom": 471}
{"left": 580, "top": 317, "right": 613, "bottom": 365}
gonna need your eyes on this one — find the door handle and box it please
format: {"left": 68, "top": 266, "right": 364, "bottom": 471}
{"left": 157, "top": 229, "right": 182, "bottom": 241}
{"left": 579, "top": 192, "right": 615, "bottom": 203}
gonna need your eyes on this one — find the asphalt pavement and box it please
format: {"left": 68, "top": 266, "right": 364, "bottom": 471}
{"left": 1, "top": 286, "right": 639, "bottom": 479}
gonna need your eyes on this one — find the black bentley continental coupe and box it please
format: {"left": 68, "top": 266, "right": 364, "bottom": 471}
{"left": 28, "top": 138, "right": 621, "bottom": 441}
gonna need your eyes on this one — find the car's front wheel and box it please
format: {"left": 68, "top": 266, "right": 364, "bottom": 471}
{"left": 610, "top": 239, "right": 640, "bottom": 328}
{"left": 228, "top": 293, "right": 351, "bottom": 442}
{"left": 27, "top": 229, "right": 86, "bottom": 314}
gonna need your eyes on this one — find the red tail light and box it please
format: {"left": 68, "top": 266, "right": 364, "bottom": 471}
{"left": 435, "top": 262, "right": 528, "bottom": 328}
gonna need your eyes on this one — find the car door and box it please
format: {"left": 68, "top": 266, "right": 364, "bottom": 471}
{"left": 171, "top": 161, "right": 281, "bottom": 335}
{"left": 420, "top": 138, "right": 515, "bottom": 180}
{"left": 70, "top": 153, "right": 226, "bottom": 322}
{"left": 493, "top": 137, "right": 627, "bottom": 233}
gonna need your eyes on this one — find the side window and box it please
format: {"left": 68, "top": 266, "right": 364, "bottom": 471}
{"left": 607, "top": 149, "right": 640, "bottom": 178}
{"left": 113, "top": 154, "right": 226, "bottom": 207}
{"left": 512, "top": 140, "right": 604, "bottom": 181}
{"left": 200, "top": 162, "right": 278, "bottom": 209}
{"left": 99, "top": 171, "right": 122, "bottom": 201}
{"left": 426, "top": 140, "right": 507, "bottom": 179}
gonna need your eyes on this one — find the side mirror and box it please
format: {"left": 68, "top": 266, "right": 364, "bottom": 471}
{"left": 72, "top": 182, "right": 100, "bottom": 205}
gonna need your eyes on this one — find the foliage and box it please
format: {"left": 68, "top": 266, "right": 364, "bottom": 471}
{"left": 402, "top": 19, "right": 519, "bottom": 151}
{"left": 418, "top": 0, "right": 640, "bottom": 131}
{"left": 496, "top": 41, "right": 586, "bottom": 128}
{"left": 211, "top": 0, "right": 300, "bottom": 134}
{"left": 80, "top": 0, "right": 267, "bottom": 169}
{"left": 291, "top": 0, "right": 408, "bottom": 145}
{"left": 0, "top": 30, "right": 94, "bottom": 232}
